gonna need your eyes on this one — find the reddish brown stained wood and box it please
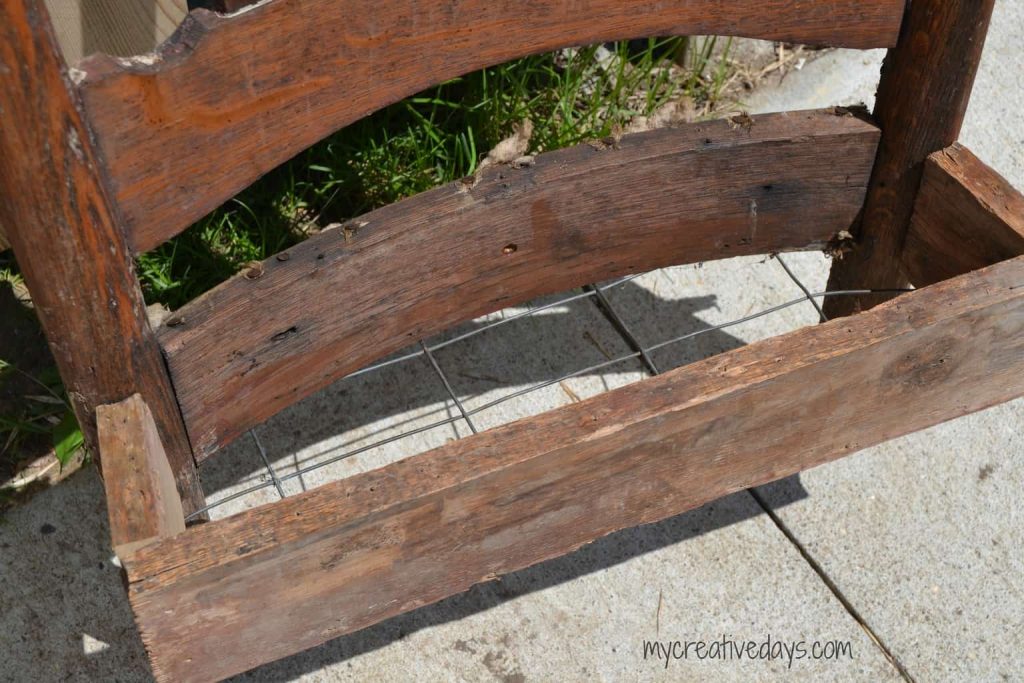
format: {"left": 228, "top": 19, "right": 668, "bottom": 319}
{"left": 824, "top": 0, "right": 996, "bottom": 317}
{"left": 97, "top": 394, "right": 186, "bottom": 557}
{"left": 74, "top": 0, "right": 905, "bottom": 252}
{"left": 159, "top": 110, "right": 881, "bottom": 458}
{"left": 126, "top": 255, "right": 1024, "bottom": 682}
{"left": 0, "top": 0, "right": 205, "bottom": 515}
{"left": 902, "top": 144, "right": 1024, "bottom": 287}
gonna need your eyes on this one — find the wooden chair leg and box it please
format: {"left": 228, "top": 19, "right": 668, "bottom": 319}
{"left": 0, "top": 0, "right": 205, "bottom": 515}
{"left": 824, "top": 0, "right": 996, "bottom": 318}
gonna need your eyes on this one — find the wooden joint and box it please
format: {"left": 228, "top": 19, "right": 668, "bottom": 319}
{"left": 823, "top": 0, "right": 997, "bottom": 318}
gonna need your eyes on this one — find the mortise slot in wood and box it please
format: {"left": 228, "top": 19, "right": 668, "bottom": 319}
{"left": 96, "top": 394, "right": 186, "bottom": 558}
{"left": 902, "top": 144, "right": 1024, "bottom": 287}
{"left": 125, "top": 255, "right": 1024, "bottom": 682}
{"left": 74, "top": 0, "right": 905, "bottom": 252}
{"left": 158, "top": 110, "right": 882, "bottom": 458}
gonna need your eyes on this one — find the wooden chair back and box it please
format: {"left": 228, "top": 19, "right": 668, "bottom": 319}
{"left": 0, "top": 0, "right": 995, "bottom": 520}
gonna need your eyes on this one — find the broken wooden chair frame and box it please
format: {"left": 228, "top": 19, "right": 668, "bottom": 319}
{"left": 2, "top": 0, "right": 1022, "bottom": 680}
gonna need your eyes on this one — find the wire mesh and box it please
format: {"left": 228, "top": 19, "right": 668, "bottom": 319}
{"left": 187, "top": 256, "right": 910, "bottom": 522}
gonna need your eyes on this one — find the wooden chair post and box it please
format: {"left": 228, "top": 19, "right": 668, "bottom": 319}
{"left": 824, "top": 0, "right": 996, "bottom": 317}
{"left": 0, "top": 0, "right": 205, "bottom": 516}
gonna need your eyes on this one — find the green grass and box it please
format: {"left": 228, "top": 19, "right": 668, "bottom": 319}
{"left": 2, "top": 37, "right": 735, "bottom": 488}
{"left": 137, "top": 37, "right": 734, "bottom": 309}
{"left": 0, "top": 265, "right": 82, "bottom": 490}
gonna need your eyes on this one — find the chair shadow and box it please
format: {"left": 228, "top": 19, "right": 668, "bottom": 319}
{"left": 1, "top": 272, "right": 813, "bottom": 681}
{"left": 0, "top": 279, "right": 59, "bottom": 471}
{"left": 199, "top": 280, "right": 782, "bottom": 495}
{"left": 182, "top": 279, "right": 809, "bottom": 679}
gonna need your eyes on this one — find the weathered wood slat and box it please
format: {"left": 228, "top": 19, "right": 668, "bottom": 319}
{"left": 127, "top": 255, "right": 1024, "bottom": 683}
{"left": 96, "top": 394, "right": 186, "bottom": 557}
{"left": 902, "top": 144, "right": 1024, "bottom": 287}
{"left": 824, "top": 0, "right": 996, "bottom": 317}
{"left": 75, "top": 0, "right": 906, "bottom": 252}
{"left": 159, "top": 110, "right": 881, "bottom": 458}
{"left": 0, "top": 0, "right": 205, "bottom": 515}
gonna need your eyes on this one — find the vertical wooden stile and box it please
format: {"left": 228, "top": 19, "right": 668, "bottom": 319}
{"left": 824, "top": 0, "right": 996, "bottom": 317}
{"left": 0, "top": 0, "right": 205, "bottom": 515}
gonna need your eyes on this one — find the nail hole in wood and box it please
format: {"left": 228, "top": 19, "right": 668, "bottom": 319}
{"left": 244, "top": 261, "right": 265, "bottom": 279}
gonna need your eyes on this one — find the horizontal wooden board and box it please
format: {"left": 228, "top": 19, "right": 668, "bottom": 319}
{"left": 75, "top": 0, "right": 905, "bottom": 252}
{"left": 902, "top": 144, "right": 1024, "bottom": 286}
{"left": 127, "top": 255, "right": 1024, "bottom": 682}
{"left": 159, "top": 110, "right": 881, "bottom": 458}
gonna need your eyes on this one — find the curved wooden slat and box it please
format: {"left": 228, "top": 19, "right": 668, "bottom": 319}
{"left": 159, "top": 110, "right": 881, "bottom": 458}
{"left": 76, "top": 0, "right": 905, "bottom": 252}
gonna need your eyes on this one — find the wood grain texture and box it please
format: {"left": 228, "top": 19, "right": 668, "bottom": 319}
{"left": 97, "top": 394, "right": 186, "bottom": 557}
{"left": 159, "top": 110, "right": 881, "bottom": 458}
{"left": 74, "top": 0, "right": 905, "bottom": 252}
{"left": 902, "top": 144, "right": 1024, "bottom": 287}
{"left": 127, "top": 255, "right": 1024, "bottom": 683}
{"left": 0, "top": 0, "right": 205, "bottom": 516}
{"left": 824, "top": 0, "right": 996, "bottom": 317}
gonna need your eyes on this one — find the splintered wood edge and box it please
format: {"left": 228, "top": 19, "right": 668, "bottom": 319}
{"left": 158, "top": 110, "right": 881, "bottom": 459}
{"left": 73, "top": 0, "right": 904, "bottom": 251}
{"left": 124, "top": 255, "right": 1024, "bottom": 682}
{"left": 902, "top": 143, "right": 1024, "bottom": 287}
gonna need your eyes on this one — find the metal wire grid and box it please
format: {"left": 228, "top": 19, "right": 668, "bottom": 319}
{"left": 186, "top": 257, "right": 908, "bottom": 522}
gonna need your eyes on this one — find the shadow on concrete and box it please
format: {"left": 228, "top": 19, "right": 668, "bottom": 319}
{"left": 1, "top": 278, "right": 809, "bottom": 681}
{"left": 0, "top": 463, "right": 805, "bottom": 682}
{"left": 199, "top": 282, "right": 769, "bottom": 494}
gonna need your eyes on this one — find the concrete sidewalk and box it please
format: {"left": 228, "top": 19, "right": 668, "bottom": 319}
{"left": 2, "top": 2, "right": 1022, "bottom": 681}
